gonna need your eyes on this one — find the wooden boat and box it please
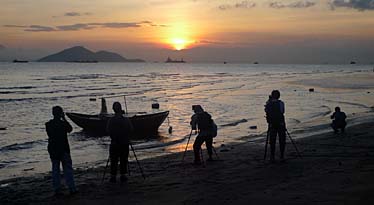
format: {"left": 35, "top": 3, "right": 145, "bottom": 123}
{"left": 66, "top": 110, "right": 169, "bottom": 136}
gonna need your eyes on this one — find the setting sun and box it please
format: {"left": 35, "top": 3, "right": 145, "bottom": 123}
{"left": 170, "top": 38, "right": 192, "bottom": 50}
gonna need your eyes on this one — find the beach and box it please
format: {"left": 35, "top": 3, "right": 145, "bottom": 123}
{"left": 1, "top": 117, "right": 374, "bottom": 204}
{"left": 1, "top": 63, "right": 373, "bottom": 204}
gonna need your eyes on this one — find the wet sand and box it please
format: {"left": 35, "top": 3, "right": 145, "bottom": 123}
{"left": 1, "top": 120, "right": 374, "bottom": 205}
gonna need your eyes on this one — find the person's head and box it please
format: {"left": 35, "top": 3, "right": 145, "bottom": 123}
{"left": 192, "top": 105, "right": 204, "bottom": 113}
{"left": 52, "top": 106, "right": 64, "bottom": 118}
{"left": 112, "top": 102, "right": 123, "bottom": 114}
{"left": 271, "top": 90, "right": 280, "bottom": 99}
{"left": 335, "top": 107, "right": 341, "bottom": 112}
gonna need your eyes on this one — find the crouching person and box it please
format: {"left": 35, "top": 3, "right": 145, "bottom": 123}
{"left": 106, "top": 102, "right": 133, "bottom": 183}
{"left": 46, "top": 106, "right": 77, "bottom": 196}
{"left": 190, "top": 105, "right": 215, "bottom": 164}
{"left": 331, "top": 106, "right": 347, "bottom": 133}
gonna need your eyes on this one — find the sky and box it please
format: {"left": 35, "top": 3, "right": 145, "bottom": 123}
{"left": 0, "top": 0, "right": 374, "bottom": 63}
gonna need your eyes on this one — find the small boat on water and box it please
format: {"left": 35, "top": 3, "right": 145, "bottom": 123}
{"left": 165, "top": 57, "right": 186, "bottom": 63}
{"left": 67, "top": 98, "right": 169, "bottom": 136}
{"left": 66, "top": 111, "right": 169, "bottom": 136}
{"left": 66, "top": 110, "right": 169, "bottom": 136}
{"left": 13, "top": 59, "right": 29, "bottom": 63}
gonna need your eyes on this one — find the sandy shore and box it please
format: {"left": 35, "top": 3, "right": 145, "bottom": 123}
{"left": 1, "top": 120, "right": 374, "bottom": 205}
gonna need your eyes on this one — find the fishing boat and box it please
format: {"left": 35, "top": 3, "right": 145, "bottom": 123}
{"left": 66, "top": 110, "right": 169, "bottom": 136}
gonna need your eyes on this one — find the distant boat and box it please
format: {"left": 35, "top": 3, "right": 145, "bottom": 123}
{"left": 165, "top": 57, "right": 186, "bottom": 63}
{"left": 223, "top": 61, "right": 227, "bottom": 64}
{"left": 350, "top": 61, "right": 356, "bottom": 64}
{"left": 13, "top": 59, "right": 28, "bottom": 63}
{"left": 253, "top": 62, "right": 259, "bottom": 64}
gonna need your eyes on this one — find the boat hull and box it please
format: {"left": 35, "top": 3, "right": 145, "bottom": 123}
{"left": 66, "top": 111, "right": 169, "bottom": 137}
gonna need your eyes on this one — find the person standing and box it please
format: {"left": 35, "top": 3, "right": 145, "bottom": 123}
{"left": 190, "top": 105, "right": 214, "bottom": 164}
{"left": 45, "top": 106, "right": 77, "bottom": 195}
{"left": 331, "top": 106, "right": 347, "bottom": 133}
{"left": 106, "top": 102, "right": 133, "bottom": 183}
{"left": 265, "top": 90, "right": 286, "bottom": 162}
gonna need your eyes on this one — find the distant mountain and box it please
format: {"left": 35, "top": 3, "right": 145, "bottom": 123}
{"left": 0, "top": 44, "right": 5, "bottom": 50}
{"left": 38, "top": 46, "right": 145, "bottom": 62}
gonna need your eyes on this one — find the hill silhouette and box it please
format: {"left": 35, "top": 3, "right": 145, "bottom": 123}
{"left": 38, "top": 46, "right": 145, "bottom": 62}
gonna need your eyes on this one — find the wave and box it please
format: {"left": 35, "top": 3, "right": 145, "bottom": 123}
{"left": 220, "top": 119, "right": 248, "bottom": 127}
{"left": 0, "top": 86, "right": 38, "bottom": 90}
{"left": 0, "top": 160, "right": 18, "bottom": 169}
{"left": 324, "top": 99, "right": 371, "bottom": 109}
{"left": 49, "top": 74, "right": 109, "bottom": 81}
{"left": 0, "top": 139, "right": 46, "bottom": 152}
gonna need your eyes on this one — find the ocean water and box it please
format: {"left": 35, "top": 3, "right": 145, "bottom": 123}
{"left": 0, "top": 62, "right": 373, "bottom": 180}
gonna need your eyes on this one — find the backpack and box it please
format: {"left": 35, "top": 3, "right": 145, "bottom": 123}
{"left": 197, "top": 112, "right": 212, "bottom": 130}
{"left": 265, "top": 100, "right": 284, "bottom": 125}
{"left": 197, "top": 112, "right": 218, "bottom": 138}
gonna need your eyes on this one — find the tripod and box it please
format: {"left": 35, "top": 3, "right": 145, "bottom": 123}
{"left": 101, "top": 143, "right": 146, "bottom": 183}
{"left": 181, "top": 130, "right": 193, "bottom": 162}
{"left": 212, "top": 145, "right": 220, "bottom": 160}
{"left": 263, "top": 126, "right": 302, "bottom": 160}
{"left": 130, "top": 142, "right": 146, "bottom": 179}
{"left": 263, "top": 128, "right": 270, "bottom": 160}
{"left": 286, "top": 130, "right": 302, "bottom": 158}
{"left": 101, "top": 155, "right": 110, "bottom": 184}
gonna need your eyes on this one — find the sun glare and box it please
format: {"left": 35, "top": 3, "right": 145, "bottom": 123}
{"left": 170, "top": 38, "right": 192, "bottom": 50}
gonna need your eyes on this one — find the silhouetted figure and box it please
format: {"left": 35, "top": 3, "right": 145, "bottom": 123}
{"left": 265, "top": 90, "right": 286, "bottom": 162}
{"left": 190, "top": 105, "right": 214, "bottom": 164}
{"left": 106, "top": 102, "right": 133, "bottom": 183}
{"left": 331, "top": 107, "right": 347, "bottom": 133}
{"left": 45, "top": 106, "right": 77, "bottom": 195}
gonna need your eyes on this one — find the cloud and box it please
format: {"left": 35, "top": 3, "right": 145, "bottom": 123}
{"left": 197, "top": 40, "right": 227, "bottom": 45}
{"left": 4, "top": 21, "right": 167, "bottom": 32}
{"left": 329, "top": 0, "right": 374, "bottom": 11}
{"left": 3, "top": 25, "right": 28, "bottom": 28}
{"left": 4, "top": 24, "right": 57, "bottom": 32}
{"left": 269, "top": 0, "right": 317, "bottom": 9}
{"left": 91, "top": 22, "right": 142, "bottom": 28}
{"left": 57, "top": 23, "right": 94, "bottom": 31}
{"left": 218, "top": 1, "right": 256, "bottom": 10}
{"left": 24, "top": 25, "right": 56, "bottom": 32}
{"left": 64, "top": 12, "right": 92, "bottom": 17}
{"left": 65, "top": 12, "right": 81, "bottom": 17}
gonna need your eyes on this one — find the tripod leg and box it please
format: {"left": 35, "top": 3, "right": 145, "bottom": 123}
{"left": 212, "top": 145, "right": 219, "bottom": 160}
{"left": 127, "top": 160, "right": 131, "bottom": 176}
{"left": 200, "top": 147, "right": 205, "bottom": 166}
{"left": 182, "top": 130, "right": 193, "bottom": 162}
{"left": 130, "top": 143, "right": 146, "bottom": 180}
{"left": 264, "top": 129, "right": 269, "bottom": 160}
{"left": 101, "top": 155, "right": 110, "bottom": 184}
{"left": 286, "top": 131, "right": 302, "bottom": 158}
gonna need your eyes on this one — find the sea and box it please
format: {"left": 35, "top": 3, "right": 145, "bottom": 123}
{"left": 1, "top": 62, "right": 373, "bottom": 180}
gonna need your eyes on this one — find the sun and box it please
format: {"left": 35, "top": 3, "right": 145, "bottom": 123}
{"left": 170, "top": 38, "right": 192, "bottom": 50}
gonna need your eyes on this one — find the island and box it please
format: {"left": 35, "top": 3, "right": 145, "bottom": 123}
{"left": 38, "top": 46, "right": 145, "bottom": 62}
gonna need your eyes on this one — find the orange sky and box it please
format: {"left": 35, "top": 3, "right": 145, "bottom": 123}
{"left": 1, "top": 0, "right": 374, "bottom": 63}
